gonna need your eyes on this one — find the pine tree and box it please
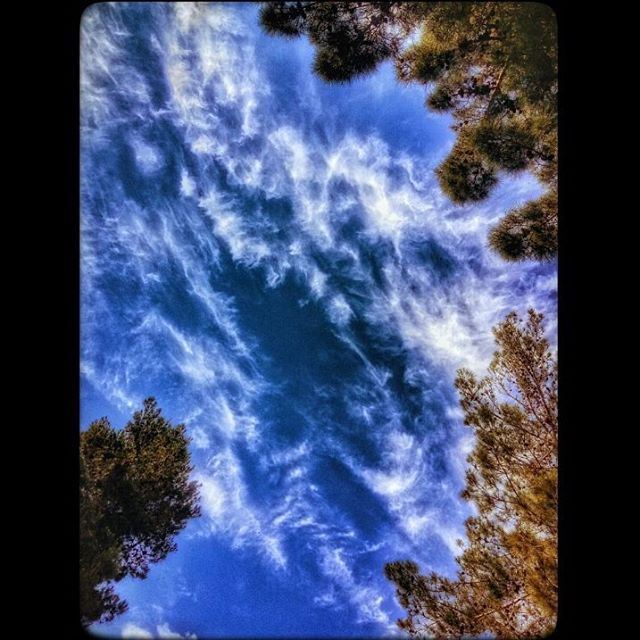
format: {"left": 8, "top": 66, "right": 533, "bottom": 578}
{"left": 385, "top": 310, "right": 557, "bottom": 638}
{"left": 80, "top": 398, "right": 201, "bottom": 627}
{"left": 488, "top": 190, "right": 558, "bottom": 262}
{"left": 259, "top": 2, "right": 557, "bottom": 262}
{"left": 260, "top": 2, "right": 421, "bottom": 81}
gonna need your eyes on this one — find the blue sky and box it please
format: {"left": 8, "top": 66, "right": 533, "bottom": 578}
{"left": 80, "top": 3, "right": 557, "bottom": 638}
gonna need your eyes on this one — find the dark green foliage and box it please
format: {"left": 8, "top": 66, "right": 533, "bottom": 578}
{"left": 259, "top": 1, "right": 306, "bottom": 37}
{"left": 471, "top": 121, "right": 539, "bottom": 172}
{"left": 436, "top": 138, "right": 497, "bottom": 203}
{"left": 80, "top": 398, "right": 200, "bottom": 627}
{"left": 489, "top": 191, "right": 558, "bottom": 261}
{"left": 259, "top": 2, "right": 423, "bottom": 82}
{"left": 385, "top": 311, "right": 557, "bottom": 638}
{"left": 309, "top": 3, "right": 396, "bottom": 82}
{"left": 398, "top": 45, "right": 455, "bottom": 84}
{"left": 426, "top": 84, "right": 454, "bottom": 111}
{"left": 312, "top": 36, "right": 387, "bottom": 83}
{"left": 259, "top": 1, "right": 558, "bottom": 262}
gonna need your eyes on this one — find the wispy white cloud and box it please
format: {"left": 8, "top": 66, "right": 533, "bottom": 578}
{"left": 195, "top": 448, "right": 287, "bottom": 569}
{"left": 189, "top": 426, "right": 210, "bottom": 451}
{"left": 316, "top": 546, "right": 394, "bottom": 630}
{"left": 352, "top": 429, "right": 469, "bottom": 557}
{"left": 80, "top": 360, "right": 139, "bottom": 413}
{"left": 161, "top": 2, "right": 268, "bottom": 151}
{"left": 198, "top": 189, "right": 273, "bottom": 269}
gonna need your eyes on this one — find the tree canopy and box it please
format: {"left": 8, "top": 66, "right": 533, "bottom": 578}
{"left": 80, "top": 398, "right": 201, "bottom": 627}
{"left": 385, "top": 310, "right": 557, "bottom": 638}
{"left": 259, "top": 2, "right": 557, "bottom": 261}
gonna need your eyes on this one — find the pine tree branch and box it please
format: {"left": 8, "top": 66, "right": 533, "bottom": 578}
{"left": 483, "top": 58, "right": 510, "bottom": 118}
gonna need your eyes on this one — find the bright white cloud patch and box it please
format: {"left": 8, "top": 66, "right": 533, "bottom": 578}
{"left": 328, "top": 295, "right": 353, "bottom": 327}
{"left": 180, "top": 170, "right": 196, "bottom": 198}
{"left": 130, "top": 136, "right": 164, "bottom": 175}
{"left": 121, "top": 623, "right": 196, "bottom": 639}
{"left": 156, "top": 623, "right": 197, "bottom": 639}
{"left": 122, "top": 624, "right": 153, "bottom": 639}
